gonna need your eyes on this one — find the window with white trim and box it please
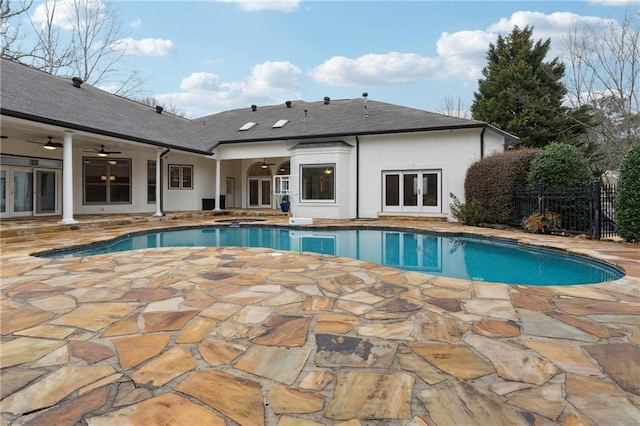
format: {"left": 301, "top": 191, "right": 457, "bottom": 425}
{"left": 168, "top": 164, "right": 193, "bottom": 190}
{"left": 301, "top": 164, "right": 335, "bottom": 201}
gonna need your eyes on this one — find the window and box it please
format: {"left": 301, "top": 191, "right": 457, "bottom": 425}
{"left": 147, "top": 160, "right": 156, "bottom": 203}
{"left": 301, "top": 164, "right": 335, "bottom": 201}
{"left": 83, "top": 158, "right": 131, "bottom": 204}
{"left": 169, "top": 164, "right": 193, "bottom": 190}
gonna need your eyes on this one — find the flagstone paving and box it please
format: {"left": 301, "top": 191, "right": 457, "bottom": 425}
{"left": 1, "top": 213, "right": 639, "bottom": 425}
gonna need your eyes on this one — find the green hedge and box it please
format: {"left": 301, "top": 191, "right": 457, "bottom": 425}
{"left": 464, "top": 148, "right": 541, "bottom": 223}
{"left": 616, "top": 142, "right": 640, "bottom": 242}
{"left": 527, "top": 143, "right": 593, "bottom": 188}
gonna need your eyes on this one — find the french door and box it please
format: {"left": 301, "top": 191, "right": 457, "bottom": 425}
{"left": 0, "top": 166, "right": 60, "bottom": 218}
{"left": 248, "top": 178, "right": 271, "bottom": 208}
{"left": 383, "top": 170, "right": 441, "bottom": 213}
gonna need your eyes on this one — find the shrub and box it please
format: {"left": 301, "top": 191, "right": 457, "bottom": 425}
{"left": 464, "top": 148, "right": 541, "bottom": 223}
{"left": 522, "top": 211, "right": 561, "bottom": 234}
{"left": 527, "top": 143, "right": 593, "bottom": 188}
{"left": 450, "top": 193, "right": 487, "bottom": 226}
{"left": 616, "top": 142, "right": 640, "bottom": 242}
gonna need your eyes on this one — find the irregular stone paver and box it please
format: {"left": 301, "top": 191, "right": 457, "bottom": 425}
{"left": 198, "top": 339, "right": 248, "bottom": 366}
{"left": 130, "top": 345, "right": 196, "bottom": 386}
{"left": 69, "top": 341, "right": 115, "bottom": 364}
{"left": 519, "top": 309, "right": 599, "bottom": 342}
{"left": 0, "top": 365, "right": 115, "bottom": 415}
{"left": 415, "top": 311, "right": 469, "bottom": 342}
{"left": 27, "top": 386, "right": 110, "bottom": 425}
{"left": 267, "top": 385, "right": 325, "bottom": 414}
{"left": 316, "top": 333, "right": 396, "bottom": 368}
{"left": 112, "top": 333, "right": 171, "bottom": 370}
{"left": 234, "top": 345, "right": 312, "bottom": 385}
{"left": 326, "top": 372, "right": 414, "bottom": 420}
{"left": 406, "top": 341, "right": 494, "bottom": 379}
{"left": 584, "top": 343, "right": 640, "bottom": 395}
{"left": 466, "top": 334, "right": 559, "bottom": 385}
{"left": 521, "top": 337, "right": 604, "bottom": 377}
{"left": 0, "top": 214, "right": 637, "bottom": 424}
{"left": 176, "top": 370, "right": 264, "bottom": 425}
{"left": 0, "top": 337, "right": 66, "bottom": 368}
{"left": 251, "top": 314, "right": 312, "bottom": 346}
{"left": 418, "top": 381, "right": 528, "bottom": 425}
{"left": 565, "top": 373, "right": 640, "bottom": 425}
{"left": 506, "top": 383, "right": 566, "bottom": 420}
{"left": 50, "top": 302, "right": 140, "bottom": 331}
{"left": 87, "top": 393, "right": 226, "bottom": 425}
{"left": 0, "top": 308, "right": 53, "bottom": 335}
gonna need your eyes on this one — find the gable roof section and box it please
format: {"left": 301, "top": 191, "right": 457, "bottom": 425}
{"left": 0, "top": 59, "right": 210, "bottom": 154}
{"left": 196, "top": 98, "right": 519, "bottom": 148}
{"left": 1, "top": 59, "right": 519, "bottom": 153}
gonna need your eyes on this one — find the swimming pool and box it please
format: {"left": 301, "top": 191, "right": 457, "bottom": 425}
{"left": 41, "top": 226, "right": 623, "bottom": 286}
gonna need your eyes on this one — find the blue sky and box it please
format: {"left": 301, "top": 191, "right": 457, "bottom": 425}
{"left": 32, "top": 0, "right": 637, "bottom": 118}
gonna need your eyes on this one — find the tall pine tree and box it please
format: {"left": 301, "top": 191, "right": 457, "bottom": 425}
{"left": 471, "top": 26, "right": 588, "bottom": 148}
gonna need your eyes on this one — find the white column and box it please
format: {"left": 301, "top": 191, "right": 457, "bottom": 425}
{"left": 154, "top": 149, "right": 163, "bottom": 216}
{"left": 214, "top": 158, "right": 221, "bottom": 211}
{"left": 59, "top": 131, "right": 77, "bottom": 225}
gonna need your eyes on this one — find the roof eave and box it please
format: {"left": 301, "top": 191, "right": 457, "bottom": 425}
{"left": 212, "top": 122, "right": 493, "bottom": 147}
{"left": 1, "top": 109, "right": 212, "bottom": 156}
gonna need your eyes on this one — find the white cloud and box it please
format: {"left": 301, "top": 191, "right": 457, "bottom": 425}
{"left": 156, "top": 61, "right": 302, "bottom": 117}
{"left": 309, "top": 10, "right": 622, "bottom": 88}
{"left": 436, "top": 30, "right": 496, "bottom": 81}
{"left": 113, "top": 37, "right": 174, "bottom": 57}
{"left": 130, "top": 18, "right": 142, "bottom": 29}
{"left": 309, "top": 52, "right": 440, "bottom": 87}
{"left": 32, "top": 0, "right": 106, "bottom": 31}
{"left": 216, "top": 0, "right": 299, "bottom": 12}
{"left": 488, "top": 11, "right": 615, "bottom": 40}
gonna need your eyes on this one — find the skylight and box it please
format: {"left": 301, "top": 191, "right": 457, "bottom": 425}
{"left": 239, "top": 122, "right": 257, "bottom": 131}
{"left": 272, "top": 119, "right": 289, "bottom": 128}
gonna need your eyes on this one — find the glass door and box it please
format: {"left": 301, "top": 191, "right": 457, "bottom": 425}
{"left": 248, "top": 178, "right": 272, "bottom": 208}
{"left": 13, "top": 168, "right": 33, "bottom": 217}
{"left": 383, "top": 170, "right": 441, "bottom": 213}
{"left": 0, "top": 169, "right": 6, "bottom": 216}
{"left": 36, "top": 170, "right": 58, "bottom": 214}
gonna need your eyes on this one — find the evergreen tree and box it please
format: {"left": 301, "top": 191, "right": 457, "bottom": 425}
{"left": 471, "top": 26, "right": 590, "bottom": 148}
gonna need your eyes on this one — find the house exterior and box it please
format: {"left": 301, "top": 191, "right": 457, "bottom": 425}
{"left": 0, "top": 59, "right": 518, "bottom": 223}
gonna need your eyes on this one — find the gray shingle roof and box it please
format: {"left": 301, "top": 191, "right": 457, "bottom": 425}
{"left": 194, "top": 98, "right": 515, "bottom": 148}
{"left": 1, "top": 59, "right": 518, "bottom": 153}
{"left": 0, "top": 59, "right": 210, "bottom": 154}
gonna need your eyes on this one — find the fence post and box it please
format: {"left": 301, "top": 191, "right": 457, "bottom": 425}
{"left": 537, "top": 183, "right": 545, "bottom": 216}
{"left": 592, "top": 180, "right": 601, "bottom": 240}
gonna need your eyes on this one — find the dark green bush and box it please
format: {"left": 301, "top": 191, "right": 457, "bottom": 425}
{"left": 527, "top": 143, "right": 593, "bottom": 188}
{"left": 616, "top": 142, "right": 640, "bottom": 242}
{"left": 450, "top": 193, "right": 487, "bottom": 226}
{"left": 464, "top": 148, "right": 541, "bottom": 223}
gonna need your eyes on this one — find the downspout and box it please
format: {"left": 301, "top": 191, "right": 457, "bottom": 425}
{"left": 480, "top": 127, "right": 486, "bottom": 159}
{"left": 158, "top": 147, "right": 171, "bottom": 216}
{"left": 355, "top": 135, "right": 360, "bottom": 219}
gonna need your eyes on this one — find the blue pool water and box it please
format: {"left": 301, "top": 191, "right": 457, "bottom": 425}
{"left": 41, "top": 226, "right": 623, "bottom": 286}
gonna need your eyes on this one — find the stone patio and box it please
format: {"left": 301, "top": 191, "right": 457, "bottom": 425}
{"left": 1, "top": 214, "right": 638, "bottom": 425}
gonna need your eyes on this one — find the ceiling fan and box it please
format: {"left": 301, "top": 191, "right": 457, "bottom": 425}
{"left": 260, "top": 158, "right": 275, "bottom": 168}
{"left": 89, "top": 145, "right": 122, "bottom": 157}
{"left": 27, "top": 136, "right": 63, "bottom": 150}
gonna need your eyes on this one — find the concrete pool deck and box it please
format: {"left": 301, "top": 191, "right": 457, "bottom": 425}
{"left": 1, "top": 213, "right": 639, "bottom": 425}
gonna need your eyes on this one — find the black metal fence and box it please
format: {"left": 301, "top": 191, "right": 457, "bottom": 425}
{"left": 509, "top": 182, "right": 617, "bottom": 239}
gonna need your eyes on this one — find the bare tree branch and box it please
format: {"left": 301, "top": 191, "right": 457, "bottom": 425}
{"left": 563, "top": 10, "right": 640, "bottom": 170}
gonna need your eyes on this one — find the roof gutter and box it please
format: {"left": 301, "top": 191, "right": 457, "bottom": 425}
{"left": 158, "top": 148, "right": 171, "bottom": 216}
{"left": 355, "top": 135, "right": 360, "bottom": 219}
{"left": 212, "top": 123, "right": 493, "bottom": 147}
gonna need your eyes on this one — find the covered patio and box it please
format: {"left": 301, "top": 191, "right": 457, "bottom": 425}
{"left": 1, "top": 214, "right": 638, "bottom": 424}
